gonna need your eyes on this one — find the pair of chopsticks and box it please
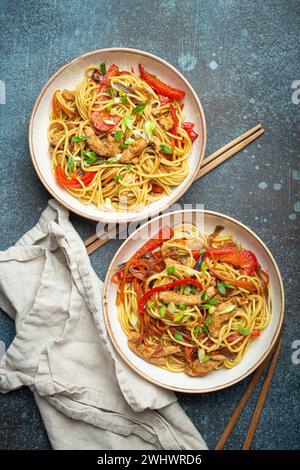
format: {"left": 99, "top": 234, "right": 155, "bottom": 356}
{"left": 85, "top": 123, "right": 264, "bottom": 255}
{"left": 215, "top": 337, "right": 282, "bottom": 450}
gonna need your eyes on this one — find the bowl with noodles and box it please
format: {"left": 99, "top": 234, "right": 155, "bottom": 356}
{"left": 29, "top": 48, "right": 206, "bottom": 222}
{"left": 103, "top": 210, "right": 284, "bottom": 393}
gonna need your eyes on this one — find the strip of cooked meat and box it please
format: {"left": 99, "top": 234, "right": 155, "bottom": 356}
{"left": 84, "top": 126, "right": 120, "bottom": 158}
{"left": 159, "top": 114, "right": 173, "bottom": 131}
{"left": 128, "top": 335, "right": 180, "bottom": 366}
{"left": 209, "top": 300, "right": 237, "bottom": 338}
{"left": 158, "top": 285, "right": 216, "bottom": 306}
{"left": 121, "top": 138, "right": 148, "bottom": 163}
{"left": 185, "top": 354, "right": 226, "bottom": 377}
{"left": 121, "top": 136, "right": 161, "bottom": 163}
{"left": 164, "top": 256, "right": 189, "bottom": 267}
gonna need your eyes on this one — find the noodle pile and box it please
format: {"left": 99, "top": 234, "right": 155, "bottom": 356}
{"left": 48, "top": 64, "right": 192, "bottom": 211}
{"left": 114, "top": 223, "right": 271, "bottom": 376}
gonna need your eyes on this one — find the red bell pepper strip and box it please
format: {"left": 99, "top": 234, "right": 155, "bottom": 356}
{"left": 182, "top": 122, "right": 198, "bottom": 143}
{"left": 139, "top": 64, "right": 185, "bottom": 101}
{"left": 169, "top": 103, "right": 178, "bottom": 136}
{"left": 138, "top": 278, "right": 203, "bottom": 315}
{"left": 181, "top": 122, "right": 194, "bottom": 132}
{"left": 98, "top": 64, "right": 119, "bottom": 94}
{"left": 250, "top": 328, "right": 261, "bottom": 339}
{"left": 90, "top": 111, "right": 121, "bottom": 132}
{"left": 55, "top": 166, "right": 96, "bottom": 188}
{"left": 151, "top": 183, "right": 164, "bottom": 193}
{"left": 209, "top": 267, "right": 257, "bottom": 292}
{"left": 209, "top": 246, "right": 258, "bottom": 276}
{"left": 119, "top": 226, "right": 174, "bottom": 303}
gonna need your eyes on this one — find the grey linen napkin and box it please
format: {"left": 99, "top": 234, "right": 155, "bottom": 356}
{"left": 0, "top": 200, "right": 207, "bottom": 450}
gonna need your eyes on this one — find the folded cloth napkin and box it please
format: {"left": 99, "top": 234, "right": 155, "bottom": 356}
{"left": 0, "top": 200, "right": 207, "bottom": 450}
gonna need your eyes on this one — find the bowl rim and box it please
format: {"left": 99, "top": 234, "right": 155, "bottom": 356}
{"left": 103, "top": 209, "right": 285, "bottom": 393}
{"left": 29, "top": 47, "right": 207, "bottom": 222}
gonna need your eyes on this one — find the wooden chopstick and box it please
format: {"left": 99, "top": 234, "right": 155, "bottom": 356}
{"left": 84, "top": 124, "right": 264, "bottom": 254}
{"left": 214, "top": 358, "right": 268, "bottom": 450}
{"left": 242, "top": 337, "right": 282, "bottom": 450}
{"left": 215, "top": 337, "right": 282, "bottom": 450}
{"left": 195, "top": 126, "right": 264, "bottom": 181}
{"left": 86, "top": 224, "right": 120, "bottom": 255}
{"left": 200, "top": 124, "right": 262, "bottom": 168}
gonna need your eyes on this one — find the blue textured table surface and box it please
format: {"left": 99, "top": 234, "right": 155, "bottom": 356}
{"left": 0, "top": 0, "right": 299, "bottom": 450}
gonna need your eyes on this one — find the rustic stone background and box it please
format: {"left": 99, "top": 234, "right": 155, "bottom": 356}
{"left": 0, "top": 0, "right": 299, "bottom": 450}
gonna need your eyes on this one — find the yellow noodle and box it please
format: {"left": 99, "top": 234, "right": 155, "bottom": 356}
{"left": 48, "top": 65, "right": 191, "bottom": 211}
{"left": 115, "top": 224, "right": 271, "bottom": 375}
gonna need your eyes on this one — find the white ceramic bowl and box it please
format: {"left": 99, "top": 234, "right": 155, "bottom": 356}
{"left": 103, "top": 210, "right": 284, "bottom": 393}
{"left": 29, "top": 48, "right": 206, "bottom": 222}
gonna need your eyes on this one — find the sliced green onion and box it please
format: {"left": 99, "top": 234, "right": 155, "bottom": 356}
{"left": 167, "top": 265, "right": 175, "bottom": 275}
{"left": 178, "top": 303, "right": 186, "bottom": 311}
{"left": 125, "top": 137, "right": 135, "bottom": 145}
{"left": 201, "top": 290, "right": 207, "bottom": 301}
{"left": 113, "top": 97, "right": 120, "bottom": 104}
{"left": 145, "top": 121, "right": 155, "bottom": 140}
{"left": 121, "top": 94, "right": 127, "bottom": 103}
{"left": 160, "top": 143, "right": 173, "bottom": 154}
{"left": 103, "top": 119, "right": 116, "bottom": 125}
{"left": 184, "top": 286, "right": 191, "bottom": 295}
{"left": 173, "top": 312, "right": 185, "bottom": 322}
{"left": 114, "top": 172, "right": 121, "bottom": 182}
{"left": 200, "top": 248, "right": 206, "bottom": 254}
{"left": 174, "top": 332, "right": 184, "bottom": 342}
{"left": 106, "top": 104, "right": 113, "bottom": 111}
{"left": 217, "top": 281, "right": 226, "bottom": 295}
{"left": 133, "top": 102, "right": 146, "bottom": 114}
{"left": 239, "top": 327, "right": 250, "bottom": 336}
{"left": 108, "top": 154, "right": 122, "bottom": 163}
{"left": 224, "top": 282, "right": 235, "bottom": 289}
{"left": 125, "top": 163, "right": 132, "bottom": 170}
{"left": 205, "top": 315, "right": 212, "bottom": 326}
{"left": 68, "top": 154, "right": 74, "bottom": 173}
{"left": 194, "top": 325, "right": 202, "bottom": 336}
{"left": 121, "top": 112, "right": 134, "bottom": 132}
{"left": 167, "top": 302, "right": 176, "bottom": 313}
{"left": 182, "top": 315, "right": 191, "bottom": 322}
{"left": 115, "top": 130, "right": 122, "bottom": 142}
{"left": 119, "top": 143, "right": 129, "bottom": 150}
{"left": 147, "top": 301, "right": 155, "bottom": 309}
{"left": 71, "top": 135, "right": 89, "bottom": 142}
{"left": 208, "top": 306, "right": 216, "bottom": 314}
{"left": 221, "top": 304, "right": 236, "bottom": 314}
{"left": 203, "top": 325, "right": 209, "bottom": 336}
{"left": 201, "top": 261, "right": 207, "bottom": 272}
{"left": 106, "top": 87, "right": 114, "bottom": 96}
{"left": 198, "top": 348, "right": 211, "bottom": 363}
{"left": 100, "top": 62, "right": 106, "bottom": 75}
{"left": 159, "top": 306, "right": 166, "bottom": 317}
{"left": 206, "top": 298, "right": 219, "bottom": 306}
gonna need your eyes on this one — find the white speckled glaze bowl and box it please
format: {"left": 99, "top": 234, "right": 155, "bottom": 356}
{"left": 29, "top": 48, "right": 206, "bottom": 222}
{"left": 103, "top": 210, "right": 284, "bottom": 393}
